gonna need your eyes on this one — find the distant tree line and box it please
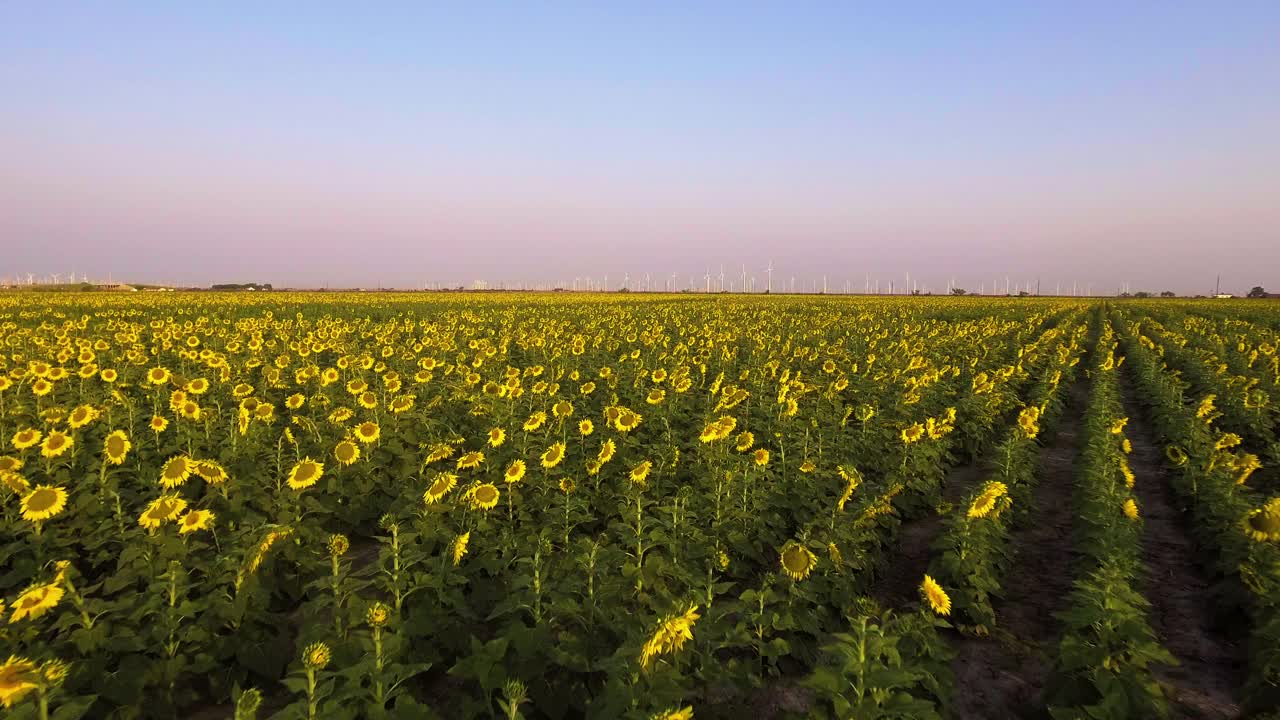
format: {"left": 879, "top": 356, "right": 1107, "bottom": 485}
{"left": 211, "top": 283, "right": 273, "bottom": 291}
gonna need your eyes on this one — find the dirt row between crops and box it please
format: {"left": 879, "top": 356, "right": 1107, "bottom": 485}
{"left": 1120, "top": 384, "right": 1246, "bottom": 720}
{"left": 868, "top": 455, "right": 986, "bottom": 609}
{"left": 947, "top": 380, "right": 1086, "bottom": 719}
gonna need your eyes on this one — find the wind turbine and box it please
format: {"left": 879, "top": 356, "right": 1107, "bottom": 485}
{"left": 766, "top": 261, "right": 774, "bottom": 293}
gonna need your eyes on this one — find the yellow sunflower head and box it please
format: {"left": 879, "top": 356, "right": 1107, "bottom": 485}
{"left": 780, "top": 542, "right": 817, "bottom": 581}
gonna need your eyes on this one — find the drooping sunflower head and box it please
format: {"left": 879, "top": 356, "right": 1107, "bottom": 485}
{"left": 451, "top": 531, "right": 471, "bottom": 566}
{"left": 1122, "top": 498, "right": 1140, "bottom": 520}
{"left": 196, "top": 460, "right": 228, "bottom": 485}
{"left": 1241, "top": 498, "right": 1280, "bottom": 542}
{"left": 629, "top": 460, "right": 653, "bottom": 486}
{"left": 920, "top": 574, "right": 951, "bottom": 616}
{"left": 457, "top": 450, "right": 485, "bottom": 470}
{"left": 423, "top": 473, "right": 459, "bottom": 505}
{"left": 540, "top": 442, "right": 566, "bottom": 469}
{"left": 9, "top": 582, "right": 66, "bottom": 623}
{"left": 779, "top": 542, "right": 817, "bottom": 582}
{"left": 178, "top": 509, "right": 215, "bottom": 534}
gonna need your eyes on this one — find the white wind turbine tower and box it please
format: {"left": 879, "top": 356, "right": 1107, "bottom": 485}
{"left": 704, "top": 268, "right": 711, "bottom": 293}
{"left": 718, "top": 264, "right": 725, "bottom": 293}
{"left": 741, "top": 265, "right": 747, "bottom": 294}
{"left": 766, "top": 261, "right": 774, "bottom": 293}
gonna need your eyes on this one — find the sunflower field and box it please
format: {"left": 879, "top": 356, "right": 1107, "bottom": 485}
{"left": 1, "top": 292, "right": 1278, "bottom": 719}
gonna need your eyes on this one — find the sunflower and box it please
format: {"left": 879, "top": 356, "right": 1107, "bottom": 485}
{"left": 186, "top": 377, "right": 210, "bottom": 395}
{"left": 901, "top": 423, "right": 925, "bottom": 444}
{"left": 552, "top": 400, "right": 574, "bottom": 418}
{"left": 334, "top": 439, "right": 360, "bottom": 466}
{"left": 138, "top": 495, "right": 188, "bottom": 530}
{"left": 1196, "top": 394, "right": 1217, "bottom": 420}
{"left": 0, "top": 456, "right": 21, "bottom": 474}
{"left": 468, "top": 483, "right": 500, "bottom": 510}
{"left": 31, "top": 378, "right": 53, "bottom": 397}
{"left": 178, "top": 509, "right": 216, "bottom": 534}
{"left": 38, "top": 430, "right": 72, "bottom": 459}
{"left": 487, "top": 427, "right": 506, "bottom": 447}
{"left": 20, "top": 485, "right": 68, "bottom": 522}
{"left": 1241, "top": 498, "right": 1280, "bottom": 542}
{"left": 452, "top": 531, "right": 471, "bottom": 565}
{"left": 9, "top": 582, "right": 65, "bottom": 623}
{"left": 180, "top": 401, "right": 202, "bottom": 421}
{"left": 366, "top": 602, "right": 391, "bottom": 628}
{"left": 328, "top": 407, "right": 354, "bottom": 424}
{"left": 423, "top": 473, "right": 459, "bottom": 504}
{"left": 67, "top": 404, "right": 99, "bottom": 429}
{"left": 559, "top": 477, "right": 576, "bottom": 494}
{"left": 579, "top": 419, "right": 594, "bottom": 436}
{"left": 456, "top": 450, "right": 485, "bottom": 470}
{"left": 100, "top": 369, "right": 118, "bottom": 383}
{"left": 630, "top": 460, "right": 653, "bottom": 486}
{"left": 752, "top": 448, "right": 770, "bottom": 467}
{"left": 160, "top": 456, "right": 194, "bottom": 489}
{"left": 353, "top": 421, "right": 381, "bottom": 444}
{"left": 1234, "top": 453, "right": 1262, "bottom": 485}
{"left": 967, "top": 481, "right": 1009, "bottom": 519}
{"left": 303, "top": 642, "right": 331, "bottom": 671}
{"left": 651, "top": 708, "right": 694, "bottom": 720}
{"left": 639, "top": 605, "right": 700, "bottom": 671}
{"left": 505, "top": 459, "right": 527, "bottom": 484}
{"left": 522, "top": 412, "right": 547, "bottom": 432}
{"left": 779, "top": 542, "right": 817, "bottom": 581}
{"left": 287, "top": 459, "right": 324, "bottom": 490}
{"left": 3, "top": 472, "right": 31, "bottom": 495}
{"left": 597, "top": 438, "right": 616, "bottom": 463}
{"left": 357, "top": 391, "right": 377, "bottom": 410}
{"left": 541, "top": 442, "right": 566, "bottom": 469}
{"left": 10, "top": 428, "right": 40, "bottom": 451}
{"left": 920, "top": 575, "right": 951, "bottom": 616}
{"left": 1122, "top": 498, "right": 1140, "bottom": 520}
{"left": 103, "top": 430, "right": 131, "bottom": 465}
{"left": 799, "top": 460, "right": 816, "bottom": 473}
{"left": 195, "top": 460, "right": 228, "bottom": 485}
{"left": 389, "top": 395, "right": 415, "bottom": 413}
{"left": 646, "top": 389, "right": 666, "bottom": 405}
{"left": 0, "top": 655, "right": 39, "bottom": 708}
{"left": 147, "top": 367, "right": 171, "bottom": 385}
{"left": 615, "top": 408, "right": 642, "bottom": 432}
{"left": 150, "top": 415, "right": 169, "bottom": 433}
{"left": 735, "top": 431, "right": 755, "bottom": 452}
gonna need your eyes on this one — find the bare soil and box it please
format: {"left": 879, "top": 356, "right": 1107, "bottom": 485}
{"left": 1121, "top": 388, "right": 1245, "bottom": 719}
{"left": 870, "top": 457, "right": 985, "bottom": 608}
{"left": 949, "top": 381, "right": 1086, "bottom": 719}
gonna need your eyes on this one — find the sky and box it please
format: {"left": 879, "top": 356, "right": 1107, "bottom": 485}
{"left": 2, "top": 2, "right": 1278, "bottom": 294}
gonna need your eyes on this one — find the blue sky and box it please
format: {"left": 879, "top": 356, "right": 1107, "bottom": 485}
{"left": 2, "top": 2, "right": 1278, "bottom": 293}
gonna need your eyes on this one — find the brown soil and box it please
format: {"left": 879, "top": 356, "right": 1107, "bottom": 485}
{"left": 949, "top": 381, "right": 1086, "bottom": 719}
{"left": 1121, "top": 388, "right": 1245, "bottom": 719}
{"left": 870, "top": 457, "right": 985, "bottom": 608}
